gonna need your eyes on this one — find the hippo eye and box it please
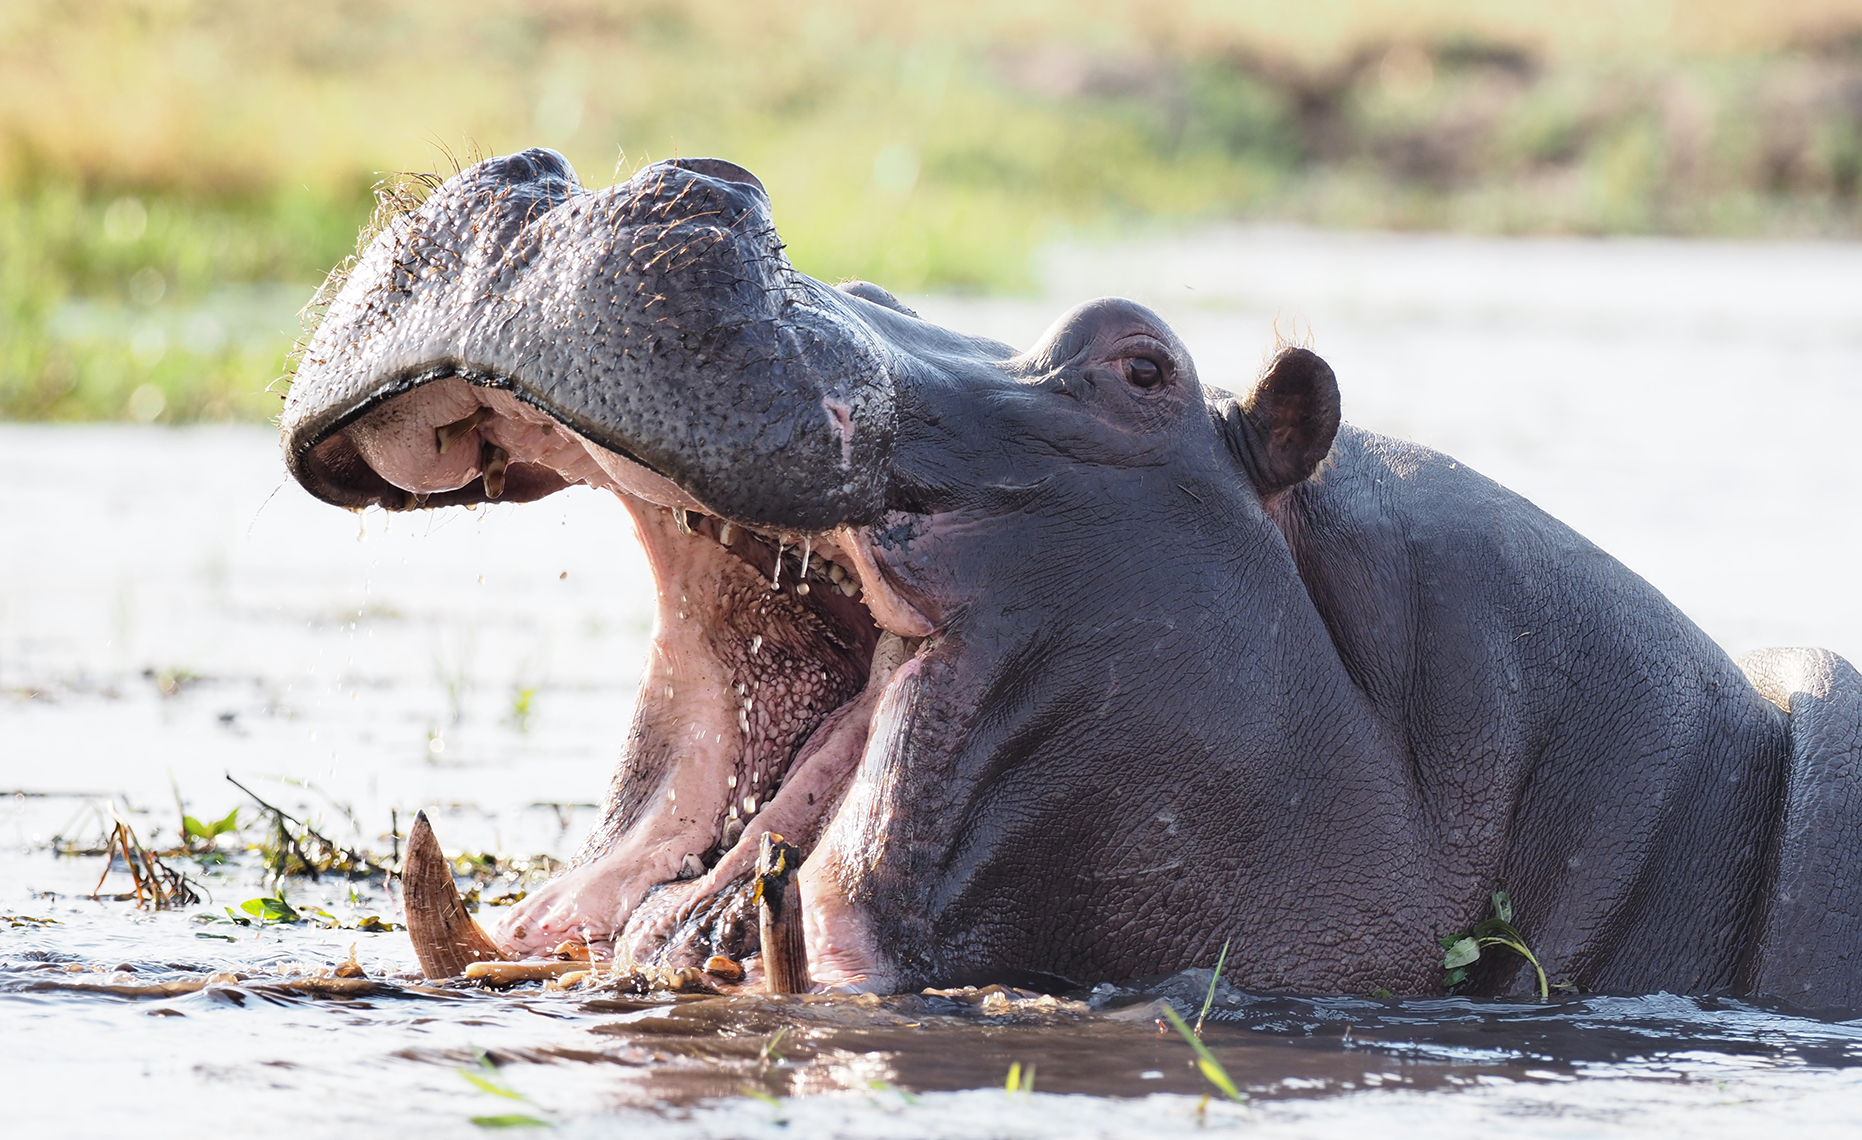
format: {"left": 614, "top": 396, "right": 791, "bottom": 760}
{"left": 1123, "top": 356, "right": 1165, "bottom": 389}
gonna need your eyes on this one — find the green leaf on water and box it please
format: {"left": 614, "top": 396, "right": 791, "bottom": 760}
{"left": 1443, "top": 966, "right": 1469, "bottom": 987}
{"left": 183, "top": 806, "right": 240, "bottom": 843}
{"left": 458, "top": 1069, "right": 525, "bottom": 1100}
{"left": 239, "top": 896, "right": 299, "bottom": 923}
{"left": 469, "top": 1115, "right": 552, "bottom": 1129}
{"left": 1442, "top": 937, "right": 1481, "bottom": 970}
{"left": 195, "top": 932, "right": 237, "bottom": 941}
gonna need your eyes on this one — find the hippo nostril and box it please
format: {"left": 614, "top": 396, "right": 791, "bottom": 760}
{"left": 512, "top": 146, "right": 578, "bottom": 186}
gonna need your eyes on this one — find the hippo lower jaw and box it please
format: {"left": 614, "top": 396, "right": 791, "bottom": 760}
{"left": 331, "top": 376, "right": 928, "bottom": 987}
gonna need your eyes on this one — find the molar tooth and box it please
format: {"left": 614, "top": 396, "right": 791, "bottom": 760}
{"left": 720, "top": 818, "right": 744, "bottom": 850}
{"left": 838, "top": 578, "right": 860, "bottom": 597}
{"left": 827, "top": 562, "right": 845, "bottom": 583}
{"left": 678, "top": 853, "right": 703, "bottom": 880}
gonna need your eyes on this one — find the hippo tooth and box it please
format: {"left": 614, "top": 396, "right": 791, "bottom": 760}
{"left": 718, "top": 521, "right": 734, "bottom": 546}
{"left": 727, "top": 775, "right": 737, "bottom": 789}
{"left": 745, "top": 795, "right": 757, "bottom": 814}
{"left": 827, "top": 562, "right": 845, "bottom": 583}
{"left": 678, "top": 853, "right": 703, "bottom": 880}
{"left": 434, "top": 407, "right": 492, "bottom": 455}
{"left": 720, "top": 818, "right": 744, "bottom": 850}
{"left": 481, "top": 444, "right": 509, "bottom": 499}
{"left": 751, "top": 635, "right": 763, "bottom": 654}
{"left": 838, "top": 578, "right": 859, "bottom": 597}
{"left": 673, "top": 508, "right": 691, "bottom": 535}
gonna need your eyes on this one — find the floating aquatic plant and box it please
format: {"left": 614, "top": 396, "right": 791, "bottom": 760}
{"left": 1160, "top": 940, "right": 1246, "bottom": 1103}
{"left": 1004, "top": 1061, "right": 1036, "bottom": 1095}
{"left": 1194, "top": 938, "right": 1232, "bottom": 1038}
{"left": 91, "top": 812, "right": 199, "bottom": 910}
{"left": 1440, "top": 889, "right": 1549, "bottom": 999}
{"left": 458, "top": 1050, "right": 554, "bottom": 1130}
{"left": 1160, "top": 1005, "right": 1245, "bottom": 1103}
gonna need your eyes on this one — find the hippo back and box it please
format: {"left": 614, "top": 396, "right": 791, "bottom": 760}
{"left": 1739, "top": 647, "right": 1862, "bottom": 1008}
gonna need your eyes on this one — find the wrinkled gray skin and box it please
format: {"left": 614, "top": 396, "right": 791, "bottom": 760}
{"left": 283, "top": 149, "right": 1862, "bottom": 1006}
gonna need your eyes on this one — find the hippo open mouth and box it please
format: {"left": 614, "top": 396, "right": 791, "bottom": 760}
{"left": 303, "top": 374, "right": 930, "bottom": 979}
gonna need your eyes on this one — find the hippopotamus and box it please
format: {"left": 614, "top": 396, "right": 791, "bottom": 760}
{"left": 281, "top": 148, "right": 1862, "bottom": 1005}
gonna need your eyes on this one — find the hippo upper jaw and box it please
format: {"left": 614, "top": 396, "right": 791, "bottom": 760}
{"left": 281, "top": 149, "right": 898, "bottom": 534}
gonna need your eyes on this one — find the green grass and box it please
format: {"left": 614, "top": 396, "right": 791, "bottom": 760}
{"left": 6, "top": 1, "right": 1862, "bottom": 420}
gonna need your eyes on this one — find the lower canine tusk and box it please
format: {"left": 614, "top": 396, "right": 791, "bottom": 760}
{"left": 403, "top": 810, "right": 508, "bottom": 978}
{"left": 755, "top": 831, "right": 810, "bottom": 994}
{"left": 481, "top": 442, "right": 510, "bottom": 499}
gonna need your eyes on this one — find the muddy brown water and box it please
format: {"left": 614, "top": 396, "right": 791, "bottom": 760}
{"left": 7, "top": 229, "right": 1862, "bottom": 1136}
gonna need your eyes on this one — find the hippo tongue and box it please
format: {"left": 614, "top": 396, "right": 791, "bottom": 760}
{"left": 402, "top": 811, "right": 508, "bottom": 978}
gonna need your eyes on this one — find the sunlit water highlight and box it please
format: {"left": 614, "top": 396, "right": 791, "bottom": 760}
{"left": 5, "top": 228, "right": 1862, "bottom": 1137}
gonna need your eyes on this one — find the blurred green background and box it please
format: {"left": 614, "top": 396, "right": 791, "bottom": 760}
{"left": 6, "top": 0, "right": 1862, "bottom": 422}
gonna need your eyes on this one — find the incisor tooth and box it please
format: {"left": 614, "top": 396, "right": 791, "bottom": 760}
{"left": 718, "top": 521, "right": 734, "bottom": 545}
{"left": 434, "top": 407, "right": 492, "bottom": 454}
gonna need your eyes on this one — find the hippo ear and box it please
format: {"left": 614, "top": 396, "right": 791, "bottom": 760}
{"left": 1217, "top": 347, "right": 1340, "bottom": 498}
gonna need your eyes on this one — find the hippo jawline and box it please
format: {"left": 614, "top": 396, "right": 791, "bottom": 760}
{"left": 308, "top": 372, "right": 931, "bottom": 981}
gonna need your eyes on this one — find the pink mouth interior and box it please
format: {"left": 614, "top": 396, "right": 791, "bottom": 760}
{"left": 327, "top": 377, "right": 926, "bottom": 972}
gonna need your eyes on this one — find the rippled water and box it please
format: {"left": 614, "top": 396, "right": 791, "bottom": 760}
{"left": 6, "top": 229, "right": 1862, "bottom": 1137}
